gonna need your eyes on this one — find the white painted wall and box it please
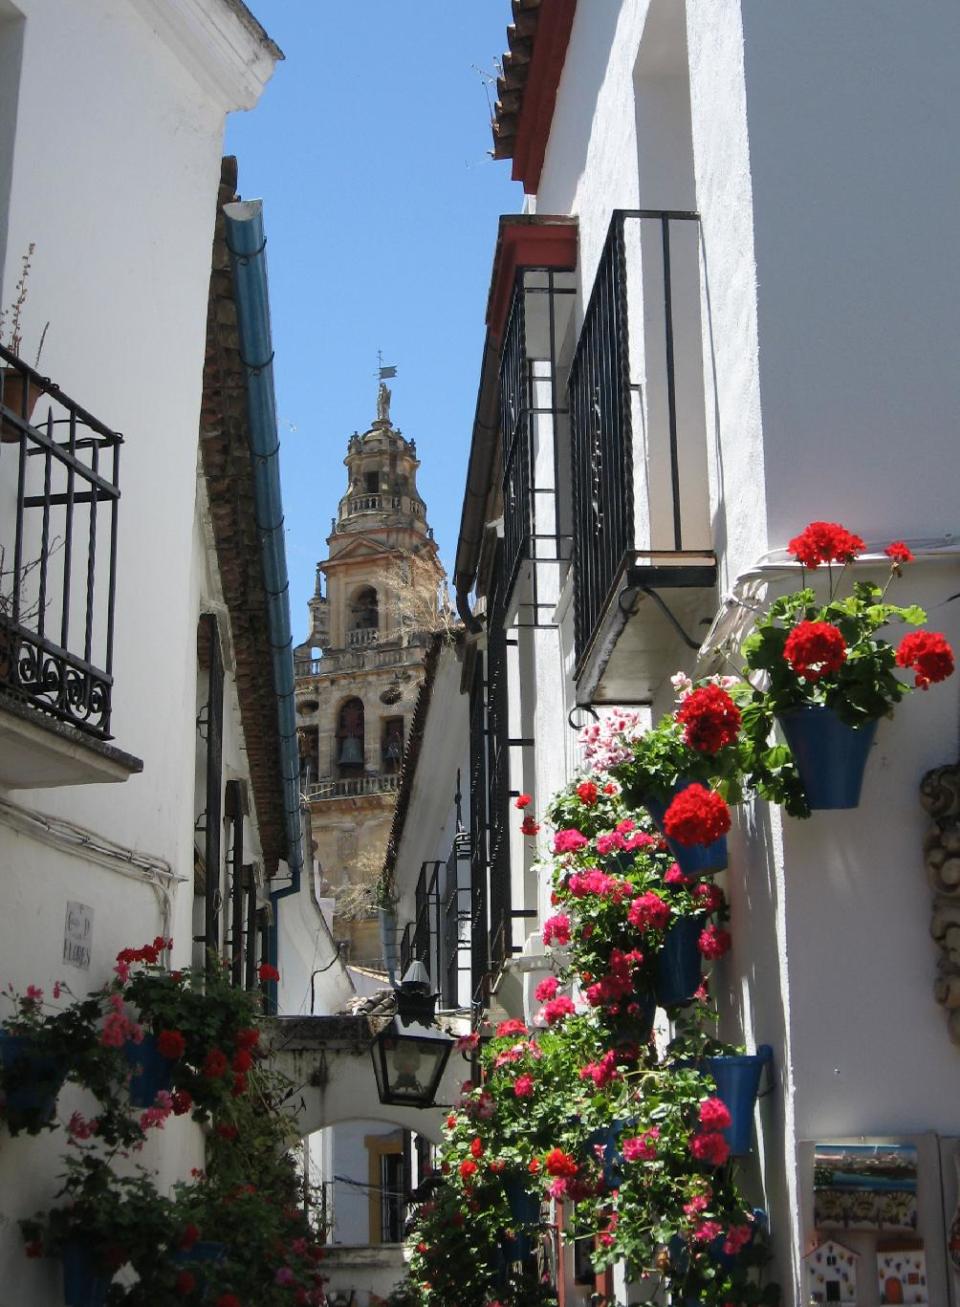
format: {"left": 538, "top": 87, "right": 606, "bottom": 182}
{"left": 0, "top": 2, "right": 281, "bottom": 1299}
{"left": 490, "top": 1, "right": 960, "bottom": 1302}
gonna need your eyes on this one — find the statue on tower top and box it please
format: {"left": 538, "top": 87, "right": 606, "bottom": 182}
{"left": 376, "top": 379, "right": 391, "bottom": 424}
{"left": 375, "top": 354, "right": 397, "bottom": 425}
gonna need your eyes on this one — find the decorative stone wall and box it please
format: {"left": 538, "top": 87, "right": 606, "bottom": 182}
{"left": 921, "top": 762, "right": 960, "bottom": 1042}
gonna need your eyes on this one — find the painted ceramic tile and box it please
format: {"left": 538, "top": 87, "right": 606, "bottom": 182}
{"left": 803, "top": 1237, "right": 859, "bottom": 1305}
{"left": 876, "top": 1243, "right": 928, "bottom": 1305}
{"left": 814, "top": 1143, "right": 918, "bottom": 1232}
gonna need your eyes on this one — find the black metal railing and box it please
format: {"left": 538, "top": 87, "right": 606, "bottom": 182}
{"left": 500, "top": 279, "right": 530, "bottom": 593}
{"left": 568, "top": 209, "right": 701, "bottom": 670}
{"left": 468, "top": 654, "right": 489, "bottom": 1005}
{"left": 486, "top": 545, "right": 512, "bottom": 972}
{"left": 0, "top": 345, "right": 122, "bottom": 738}
{"left": 500, "top": 269, "right": 574, "bottom": 617}
{"left": 442, "top": 836, "right": 472, "bottom": 1009}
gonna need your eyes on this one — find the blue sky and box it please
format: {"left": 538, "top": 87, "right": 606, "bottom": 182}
{"left": 226, "top": 2, "right": 519, "bottom": 638}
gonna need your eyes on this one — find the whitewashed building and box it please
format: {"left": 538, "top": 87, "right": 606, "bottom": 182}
{"left": 0, "top": 2, "right": 355, "bottom": 1300}
{"left": 391, "top": 1, "right": 960, "bottom": 1304}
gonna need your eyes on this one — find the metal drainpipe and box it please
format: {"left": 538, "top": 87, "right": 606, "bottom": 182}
{"left": 223, "top": 200, "right": 301, "bottom": 1014}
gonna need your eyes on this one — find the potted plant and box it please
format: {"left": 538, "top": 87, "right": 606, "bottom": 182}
{"left": 20, "top": 1155, "right": 176, "bottom": 1307}
{"left": 742, "top": 524, "right": 954, "bottom": 808}
{"left": 116, "top": 940, "right": 263, "bottom": 1118}
{"left": 0, "top": 243, "right": 50, "bottom": 441}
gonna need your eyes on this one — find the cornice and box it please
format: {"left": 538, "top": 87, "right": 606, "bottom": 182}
{"left": 128, "top": 0, "right": 282, "bottom": 111}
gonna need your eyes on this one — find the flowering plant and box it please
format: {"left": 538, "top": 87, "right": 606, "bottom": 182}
{"left": 742, "top": 524, "right": 954, "bottom": 724}
{"left": 0, "top": 980, "right": 139, "bottom": 1142}
{"left": 117, "top": 947, "right": 263, "bottom": 1120}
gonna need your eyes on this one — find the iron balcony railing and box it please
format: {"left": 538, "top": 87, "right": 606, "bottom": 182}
{"left": 305, "top": 773, "right": 400, "bottom": 801}
{"left": 500, "top": 268, "right": 575, "bottom": 616}
{"left": 568, "top": 209, "right": 703, "bottom": 671}
{"left": 0, "top": 345, "right": 122, "bottom": 739}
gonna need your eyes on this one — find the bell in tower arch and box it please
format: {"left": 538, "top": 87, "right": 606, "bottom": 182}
{"left": 338, "top": 735, "right": 364, "bottom": 767}
{"left": 336, "top": 697, "right": 365, "bottom": 770}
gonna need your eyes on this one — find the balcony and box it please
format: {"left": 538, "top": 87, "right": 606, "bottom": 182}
{"left": 0, "top": 347, "right": 141, "bottom": 787}
{"left": 569, "top": 210, "right": 718, "bottom": 704}
{"left": 500, "top": 263, "right": 576, "bottom": 618}
{"left": 306, "top": 773, "right": 400, "bottom": 802}
{"left": 347, "top": 627, "right": 379, "bottom": 649}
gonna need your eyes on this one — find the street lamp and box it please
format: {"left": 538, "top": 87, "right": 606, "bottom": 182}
{"left": 371, "top": 961, "right": 454, "bottom": 1108}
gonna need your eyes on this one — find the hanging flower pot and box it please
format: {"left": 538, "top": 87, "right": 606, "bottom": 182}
{"left": 0, "top": 1030, "right": 67, "bottom": 1135}
{"left": 0, "top": 368, "right": 44, "bottom": 442}
{"left": 61, "top": 1242, "right": 111, "bottom": 1307}
{"left": 609, "top": 987, "right": 656, "bottom": 1047}
{"left": 701, "top": 1045, "right": 773, "bottom": 1156}
{"left": 171, "top": 1241, "right": 227, "bottom": 1294}
{"left": 123, "top": 1034, "right": 174, "bottom": 1108}
{"left": 655, "top": 916, "right": 704, "bottom": 1008}
{"left": 503, "top": 1173, "right": 541, "bottom": 1227}
{"left": 643, "top": 783, "right": 728, "bottom": 875}
{"left": 777, "top": 706, "right": 877, "bottom": 810}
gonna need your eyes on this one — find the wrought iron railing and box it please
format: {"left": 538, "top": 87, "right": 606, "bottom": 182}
{"left": 306, "top": 773, "right": 400, "bottom": 801}
{"left": 568, "top": 209, "right": 701, "bottom": 670}
{"left": 486, "top": 544, "right": 512, "bottom": 972}
{"left": 442, "top": 838, "right": 471, "bottom": 1009}
{"left": 0, "top": 345, "right": 122, "bottom": 738}
{"left": 500, "top": 268, "right": 574, "bottom": 613}
{"left": 468, "top": 654, "right": 489, "bottom": 1004}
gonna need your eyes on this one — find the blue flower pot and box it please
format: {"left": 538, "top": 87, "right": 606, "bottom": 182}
{"left": 610, "top": 987, "right": 656, "bottom": 1045}
{"left": 0, "top": 1031, "right": 66, "bottom": 1134}
{"left": 123, "top": 1033, "right": 174, "bottom": 1107}
{"left": 171, "top": 1241, "right": 226, "bottom": 1291}
{"left": 503, "top": 1173, "right": 541, "bottom": 1226}
{"left": 62, "top": 1242, "right": 110, "bottom": 1307}
{"left": 643, "top": 784, "right": 728, "bottom": 875}
{"left": 586, "top": 1118, "right": 634, "bottom": 1189}
{"left": 777, "top": 706, "right": 877, "bottom": 809}
{"left": 655, "top": 916, "right": 704, "bottom": 1008}
{"left": 701, "top": 1046, "right": 773, "bottom": 1156}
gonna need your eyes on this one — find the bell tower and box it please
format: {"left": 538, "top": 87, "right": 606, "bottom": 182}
{"left": 295, "top": 383, "right": 445, "bottom": 966}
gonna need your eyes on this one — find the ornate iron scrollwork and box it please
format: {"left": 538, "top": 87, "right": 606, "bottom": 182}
{"left": 920, "top": 762, "right": 960, "bottom": 1043}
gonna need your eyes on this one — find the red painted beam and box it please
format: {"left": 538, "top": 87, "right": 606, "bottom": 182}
{"left": 511, "top": 0, "right": 577, "bottom": 194}
{"left": 486, "top": 218, "right": 578, "bottom": 340}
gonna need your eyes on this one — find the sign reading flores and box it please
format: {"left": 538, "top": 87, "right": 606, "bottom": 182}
{"left": 63, "top": 901, "right": 93, "bottom": 970}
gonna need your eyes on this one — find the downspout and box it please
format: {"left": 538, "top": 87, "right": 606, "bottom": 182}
{"left": 223, "top": 199, "right": 301, "bottom": 1014}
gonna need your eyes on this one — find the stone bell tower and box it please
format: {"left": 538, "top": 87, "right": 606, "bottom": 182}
{"left": 294, "top": 382, "right": 445, "bottom": 966}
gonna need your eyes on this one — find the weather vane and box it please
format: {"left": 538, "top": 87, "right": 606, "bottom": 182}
{"left": 375, "top": 349, "right": 396, "bottom": 423}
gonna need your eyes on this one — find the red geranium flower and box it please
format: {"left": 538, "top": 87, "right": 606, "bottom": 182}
{"left": 542, "top": 914, "right": 571, "bottom": 947}
{"left": 236, "top": 1027, "right": 261, "bottom": 1049}
{"left": 470, "top": 1137, "right": 484, "bottom": 1158}
{"left": 627, "top": 891, "right": 671, "bottom": 931}
{"left": 788, "top": 521, "right": 864, "bottom": 568}
{"left": 459, "top": 1159, "right": 478, "bottom": 1180}
{"left": 217, "top": 1297, "right": 242, "bottom": 1307}
{"left": 515, "top": 793, "right": 532, "bottom": 809}
{"left": 553, "top": 829, "right": 589, "bottom": 854}
{"left": 699, "top": 1096, "right": 733, "bottom": 1129}
{"left": 156, "top": 1029, "right": 186, "bottom": 1060}
{"left": 202, "top": 1048, "right": 229, "bottom": 1079}
{"left": 698, "top": 923, "right": 732, "bottom": 960}
{"left": 171, "top": 1090, "right": 193, "bottom": 1116}
{"left": 216, "top": 1123, "right": 239, "bottom": 1141}
{"left": 689, "top": 1130, "right": 730, "bottom": 1167}
{"left": 576, "top": 780, "right": 599, "bottom": 805}
{"left": 544, "top": 1148, "right": 578, "bottom": 1178}
{"left": 495, "top": 1018, "right": 527, "bottom": 1038}
{"left": 675, "top": 685, "right": 742, "bottom": 753}
{"left": 663, "top": 785, "right": 731, "bottom": 847}
{"left": 896, "top": 630, "right": 955, "bottom": 689}
{"left": 693, "top": 881, "right": 725, "bottom": 913}
{"left": 541, "top": 995, "right": 575, "bottom": 1025}
{"left": 534, "top": 976, "right": 559, "bottom": 1003}
{"left": 783, "top": 620, "right": 847, "bottom": 682}
{"left": 519, "top": 816, "right": 541, "bottom": 836}
{"left": 885, "top": 540, "right": 915, "bottom": 566}
{"left": 514, "top": 1074, "right": 535, "bottom": 1098}
{"left": 232, "top": 1048, "right": 253, "bottom": 1073}
{"left": 258, "top": 963, "right": 280, "bottom": 983}
{"left": 175, "top": 1270, "right": 196, "bottom": 1295}
{"left": 179, "top": 1224, "right": 200, "bottom": 1251}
